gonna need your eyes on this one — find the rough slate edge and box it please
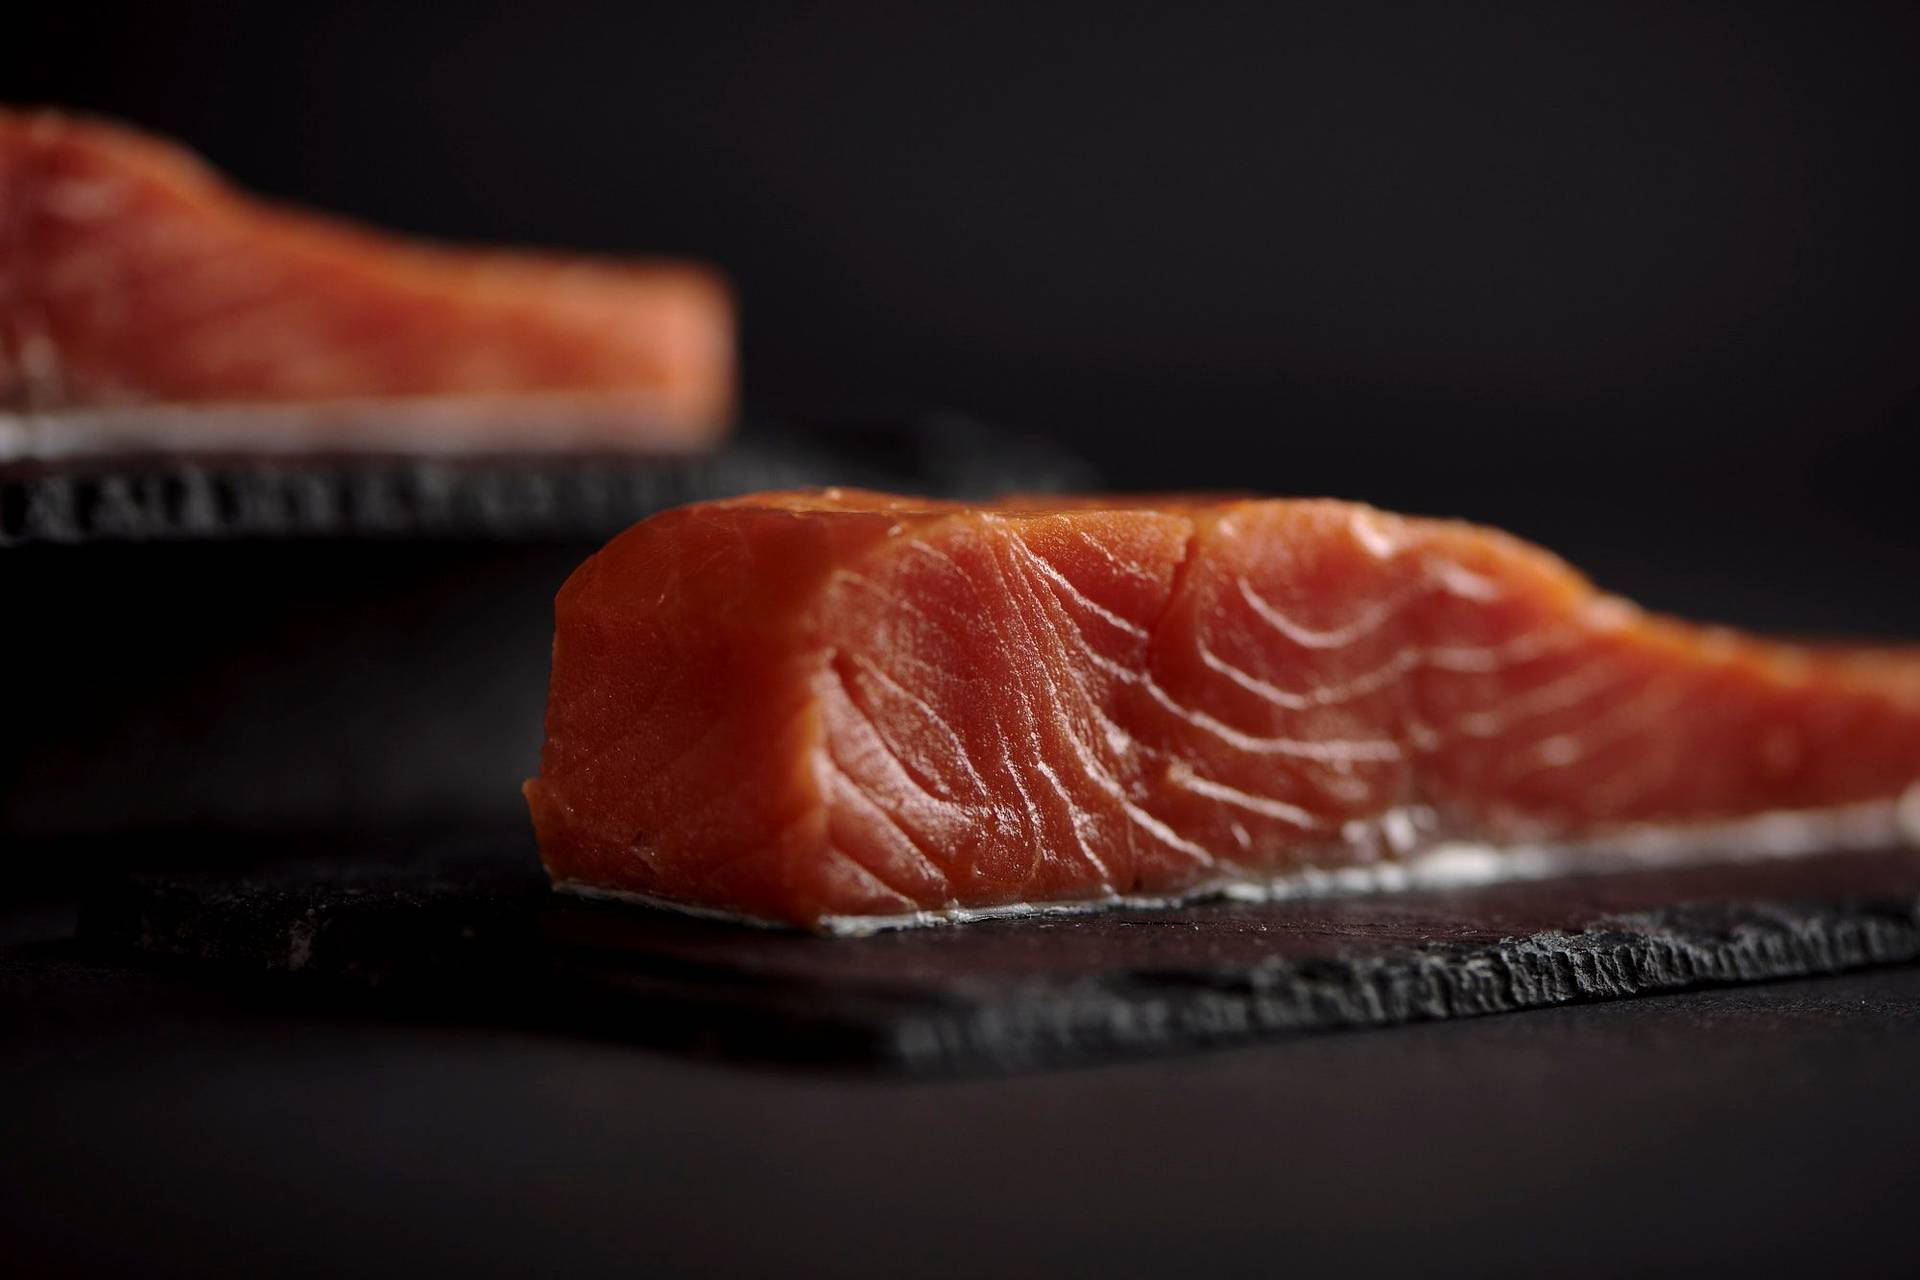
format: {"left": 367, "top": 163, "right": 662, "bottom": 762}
{"left": 0, "top": 413, "right": 1099, "bottom": 546}
{"left": 77, "top": 839, "right": 1920, "bottom": 1073}
{"left": 898, "top": 903, "right": 1920, "bottom": 1072}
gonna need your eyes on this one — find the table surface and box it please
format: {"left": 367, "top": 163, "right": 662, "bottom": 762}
{"left": 5, "top": 898, "right": 1917, "bottom": 1279}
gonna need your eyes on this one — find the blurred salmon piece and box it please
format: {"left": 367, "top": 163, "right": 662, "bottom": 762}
{"left": 0, "top": 108, "right": 733, "bottom": 446}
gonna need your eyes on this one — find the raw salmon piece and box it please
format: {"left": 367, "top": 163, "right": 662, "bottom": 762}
{"left": 0, "top": 109, "right": 733, "bottom": 443}
{"left": 525, "top": 488, "right": 1920, "bottom": 931}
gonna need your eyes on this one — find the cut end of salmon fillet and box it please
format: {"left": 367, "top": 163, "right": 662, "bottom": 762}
{"left": 0, "top": 107, "right": 734, "bottom": 447}
{"left": 526, "top": 488, "right": 1920, "bottom": 931}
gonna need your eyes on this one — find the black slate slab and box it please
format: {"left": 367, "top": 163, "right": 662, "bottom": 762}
{"left": 0, "top": 413, "right": 1096, "bottom": 546}
{"left": 80, "top": 834, "right": 1920, "bottom": 1072}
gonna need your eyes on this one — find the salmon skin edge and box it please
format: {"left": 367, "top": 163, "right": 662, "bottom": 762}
{"left": 552, "top": 794, "right": 1920, "bottom": 934}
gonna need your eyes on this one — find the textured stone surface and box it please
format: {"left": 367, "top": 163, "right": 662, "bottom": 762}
{"left": 82, "top": 834, "right": 1920, "bottom": 1070}
{"left": 0, "top": 414, "right": 1094, "bottom": 545}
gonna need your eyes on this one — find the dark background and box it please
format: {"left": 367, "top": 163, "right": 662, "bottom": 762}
{"left": 9, "top": 9, "right": 1920, "bottom": 1276}
{"left": 11, "top": 0, "right": 1920, "bottom": 633}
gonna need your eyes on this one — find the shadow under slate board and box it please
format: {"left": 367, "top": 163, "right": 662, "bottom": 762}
{"left": 81, "top": 835, "right": 1920, "bottom": 1072}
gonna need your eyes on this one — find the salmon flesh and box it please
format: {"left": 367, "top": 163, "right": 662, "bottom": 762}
{"left": 526, "top": 489, "right": 1920, "bottom": 931}
{"left": 0, "top": 109, "right": 733, "bottom": 446}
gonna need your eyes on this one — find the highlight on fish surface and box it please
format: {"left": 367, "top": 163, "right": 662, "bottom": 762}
{"left": 525, "top": 488, "right": 1920, "bottom": 932}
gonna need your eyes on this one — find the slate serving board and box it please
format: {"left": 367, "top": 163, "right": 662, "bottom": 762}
{"left": 80, "top": 833, "right": 1920, "bottom": 1072}
{"left": 0, "top": 413, "right": 1095, "bottom": 546}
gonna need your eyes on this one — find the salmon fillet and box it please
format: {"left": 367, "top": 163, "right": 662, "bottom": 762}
{"left": 0, "top": 109, "right": 733, "bottom": 445}
{"left": 526, "top": 488, "right": 1920, "bottom": 931}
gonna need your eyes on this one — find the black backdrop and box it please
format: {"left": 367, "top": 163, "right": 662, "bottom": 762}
{"left": 11, "top": 0, "right": 1920, "bottom": 631}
